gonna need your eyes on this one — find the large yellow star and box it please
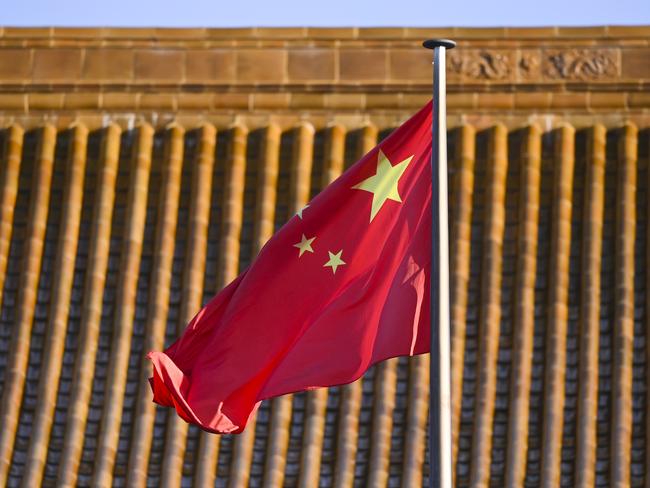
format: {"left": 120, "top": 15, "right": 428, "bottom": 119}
{"left": 352, "top": 150, "right": 413, "bottom": 222}
{"left": 293, "top": 234, "right": 316, "bottom": 257}
{"left": 324, "top": 250, "right": 346, "bottom": 274}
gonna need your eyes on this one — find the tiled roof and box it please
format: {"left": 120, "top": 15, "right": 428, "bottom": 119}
{"left": 0, "top": 27, "right": 648, "bottom": 487}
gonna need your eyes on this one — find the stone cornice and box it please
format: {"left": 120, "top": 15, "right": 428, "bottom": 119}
{"left": 1, "top": 26, "right": 650, "bottom": 41}
{"left": 0, "top": 27, "right": 648, "bottom": 88}
{"left": 0, "top": 27, "right": 648, "bottom": 124}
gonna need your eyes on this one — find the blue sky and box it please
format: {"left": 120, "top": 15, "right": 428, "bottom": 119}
{"left": 2, "top": 0, "right": 649, "bottom": 26}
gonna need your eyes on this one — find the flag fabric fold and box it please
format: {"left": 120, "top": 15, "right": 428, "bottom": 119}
{"left": 148, "top": 101, "right": 433, "bottom": 434}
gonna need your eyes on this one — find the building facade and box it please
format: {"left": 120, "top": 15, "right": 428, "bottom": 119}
{"left": 0, "top": 26, "right": 648, "bottom": 487}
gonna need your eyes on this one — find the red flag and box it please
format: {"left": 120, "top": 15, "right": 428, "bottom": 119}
{"left": 148, "top": 102, "right": 433, "bottom": 433}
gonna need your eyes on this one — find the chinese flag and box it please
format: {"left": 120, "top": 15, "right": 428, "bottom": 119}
{"left": 148, "top": 101, "right": 433, "bottom": 433}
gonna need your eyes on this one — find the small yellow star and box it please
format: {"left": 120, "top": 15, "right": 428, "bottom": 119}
{"left": 293, "top": 234, "right": 316, "bottom": 257}
{"left": 352, "top": 150, "right": 413, "bottom": 222}
{"left": 296, "top": 204, "right": 310, "bottom": 219}
{"left": 324, "top": 250, "right": 346, "bottom": 274}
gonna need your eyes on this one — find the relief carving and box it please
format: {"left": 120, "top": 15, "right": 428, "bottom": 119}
{"left": 448, "top": 50, "right": 512, "bottom": 80}
{"left": 543, "top": 49, "right": 619, "bottom": 80}
{"left": 518, "top": 50, "right": 541, "bottom": 80}
{"left": 447, "top": 48, "right": 620, "bottom": 83}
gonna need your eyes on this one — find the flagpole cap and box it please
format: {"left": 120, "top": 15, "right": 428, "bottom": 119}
{"left": 423, "top": 39, "right": 456, "bottom": 50}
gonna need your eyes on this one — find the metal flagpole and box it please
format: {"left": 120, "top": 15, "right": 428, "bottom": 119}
{"left": 423, "top": 38, "right": 456, "bottom": 488}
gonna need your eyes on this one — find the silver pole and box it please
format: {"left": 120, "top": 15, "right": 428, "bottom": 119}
{"left": 423, "top": 38, "right": 455, "bottom": 488}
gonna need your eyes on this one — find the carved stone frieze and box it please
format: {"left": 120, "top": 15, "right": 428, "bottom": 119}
{"left": 542, "top": 49, "right": 619, "bottom": 80}
{"left": 448, "top": 50, "right": 512, "bottom": 81}
{"left": 517, "top": 50, "right": 541, "bottom": 80}
{"left": 447, "top": 48, "right": 621, "bottom": 83}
